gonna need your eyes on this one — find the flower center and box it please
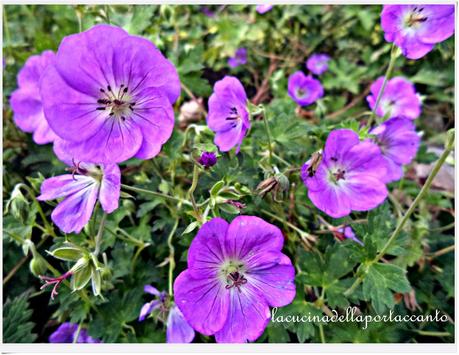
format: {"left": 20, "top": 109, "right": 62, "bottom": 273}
{"left": 328, "top": 160, "right": 346, "bottom": 184}
{"left": 220, "top": 260, "right": 247, "bottom": 292}
{"left": 226, "top": 106, "right": 241, "bottom": 128}
{"left": 97, "top": 84, "right": 136, "bottom": 121}
{"left": 296, "top": 88, "right": 307, "bottom": 98}
{"left": 405, "top": 7, "right": 428, "bottom": 28}
{"left": 66, "top": 160, "right": 103, "bottom": 181}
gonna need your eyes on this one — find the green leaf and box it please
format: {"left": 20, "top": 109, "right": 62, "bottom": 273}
{"left": 3, "top": 292, "right": 37, "bottom": 343}
{"left": 362, "top": 262, "right": 411, "bottom": 313}
{"left": 51, "top": 246, "right": 84, "bottom": 261}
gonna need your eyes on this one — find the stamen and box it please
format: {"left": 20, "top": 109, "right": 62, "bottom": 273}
{"left": 39, "top": 271, "right": 72, "bottom": 300}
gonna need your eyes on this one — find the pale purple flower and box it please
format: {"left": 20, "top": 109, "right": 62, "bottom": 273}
{"left": 366, "top": 76, "right": 421, "bottom": 120}
{"left": 198, "top": 151, "right": 217, "bottom": 168}
{"left": 9, "top": 50, "right": 57, "bottom": 144}
{"left": 370, "top": 117, "right": 420, "bottom": 183}
{"left": 40, "top": 24, "right": 180, "bottom": 164}
{"left": 228, "top": 48, "right": 247, "bottom": 68}
{"left": 256, "top": 5, "right": 273, "bottom": 14}
{"left": 334, "top": 226, "right": 363, "bottom": 246}
{"left": 139, "top": 285, "right": 195, "bottom": 343}
{"left": 174, "top": 216, "right": 296, "bottom": 343}
{"left": 306, "top": 53, "right": 331, "bottom": 75}
{"left": 381, "top": 5, "right": 455, "bottom": 59}
{"left": 288, "top": 71, "right": 324, "bottom": 106}
{"left": 49, "top": 322, "right": 101, "bottom": 343}
{"left": 301, "top": 129, "right": 388, "bottom": 218}
{"left": 37, "top": 162, "right": 120, "bottom": 233}
{"left": 207, "top": 76, "right": 250, "bottom": 153}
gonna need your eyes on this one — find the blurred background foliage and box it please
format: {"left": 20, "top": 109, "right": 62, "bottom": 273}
{"left": 3, "top": 4, "right": 454, "bottom": 343}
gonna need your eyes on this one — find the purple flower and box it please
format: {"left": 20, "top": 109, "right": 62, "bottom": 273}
{"left": 334, "top": 226, "right": 364, "bottom": 246}
{"left": 370, "top": 117, "right": 420, "bottom": 183}
{"left": 207, "top": 76, "right": 250, "bottom": 153}
{"left": 40, "top": 24, "right": 180, "bottom": 164}
{"left": 366, "top": 76, "right": 421, "bottom": 120}
{"left": 198, "top": 151, "right": 217, "bottom": 168}
{"left": 381, "top": 5, "right": 455, "bottom": 60}
{"left": 139, "top": 285, "right": 195, "bottom": 343}
{"left": 9, "top": 50, "right": 57, "bottom": 144}
{"left": 201, "top": 6, "right": 215, "bottom": 17}
{"left": 37, "top": 161, "right": 120, "bottom": 233}
{"left": 174, "top": 216, "right": 296, "bottom": 343}
{"left": 288, "top": 71, "right": 324, "bottom": 106}
{"left": 301, "top": 129, "right": 388, "bottom": 218}
{"left": 49, "top": 322, "right": 101, "bottom": 343}
{"left": 228, "top": 48, "right": 247, "bottom": 68}
{"left": 306, "top": 53, "right": 331, "bottom": 75}
{"left": 256, "top": 5, "right": 273, "bottom": 14}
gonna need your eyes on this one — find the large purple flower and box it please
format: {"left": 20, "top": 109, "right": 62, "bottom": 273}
{"left": 174, "top": 216, "right": 296, "bottom": 343}
{"left": 37, "top": 162, "right": 120, "bottom": 233}
{"left": 288, "top": 71, "right": 324, "bottom": 106}
{"left": 301, "top": 129, "right": 388, "bottom": 218}
{"left": 9, "top": 50, "right": 57, "bottom": 144}
{"left": 139, "top": 285, "right": 195, "bottom": 343}
{"left": 381, "top": 5, "right": 455, "bottom": 59}
{"left": 49, "top": 322, "right": 101, "bottom": 343}
{"left": 366, "top": 76, "right": 421, "bottom": 120}
{"left": 228, "top": 48, "right": 247, "bottom": 68}
{"left": 370, "top": 117, "right": 420, "bottom": 183}
{"left": 306, "top": 53, "right": 331, "bottom": 75}
{"left": 207, "top": 76, "right": 250, "bottom": 153}
{"left": 40, "top": 24, "right": 180, "bottom": 164}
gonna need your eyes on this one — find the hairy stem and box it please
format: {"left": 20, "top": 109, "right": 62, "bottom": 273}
{"left": 94, "top": 213, "right": 107, "bottom": 256}
{"left": 261, "top": 107, "right": 274, "bottom": 165}
{"left": 168, "top": 219, "right": 179, "bottom": 296}
{"left": 121, "top": 184, "right": 192, "bottom": 206}
{"left": 188, "top": 163, "right": 202, "bottom": 221}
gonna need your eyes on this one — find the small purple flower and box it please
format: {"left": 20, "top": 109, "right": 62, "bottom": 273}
{"left": 366, "top": 76, "right": 421, "bottom": 120}
{"left": 288, "top": 71, "right": 324, "bottom": 106}
{"left": 306, "top": 53, "right": 331, "bottom": 75}
{"left": 228, "top": 48, "right": 247, "bottom": 68}
{"left": 40, "top": 24, "right": 180, "bottom": 164}
{"left": 198, "top": 151, "right": 217, "bottom": 168}
{"left": 201, "top": 6, "right": 215, "bottom": 17}
{"left": 9, "top": 50, "right": 57, "bottom": 144}
{"left": 139, "top": 285, "right": 195, "bottom": 343}
{"left": 174, "top": 216, "right": 296, "bottom": 343}
{"left": 207, "top": 76, "right": 250, "bottom": 153}
{"left": 37, "top": 161, "right": 120, "bottom": 233}
{"left": 370, "top": 117, "right": 420, "bottom": 183}
{"left": 301, "top": 129, "right": 388, "bottom": 218}
{"left": 334, "top": 226, "right": 364, "bottom": 246}
{"left": 49, "top": 322, "right": 101, "bottom": 343}
{"left": 256, "top": 5, "right": 273, "bottom": 14}
{"left": 381, "top": 5, "right": 455, "bottom": 60}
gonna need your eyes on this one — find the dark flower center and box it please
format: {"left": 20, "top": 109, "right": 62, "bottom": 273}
{"left": 97, "top": 84, "right": 136, "bottom": 121}
{"left": 406, "top": 7, "right": 428, "bottom": 27}
{"left": 225, "top": 271, "right": 248, "bottom": 293}
{"left": 333, "top": 168, "right": 346, "bottom": 181}
{"left": 296, "top": 88, "right": 307, "bottom": 98}
{"left": 226, "top": 106, "right": 241, "bottom": 128}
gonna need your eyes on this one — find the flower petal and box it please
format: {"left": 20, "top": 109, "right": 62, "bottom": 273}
{"left": 166, "top": 306, "right": 195, "bottom": 343}
{"left": 37, "top": 175, "right": 96, "bottom": 201}
{"left": 99, "top": 164, "right": 121, "bottom": 213}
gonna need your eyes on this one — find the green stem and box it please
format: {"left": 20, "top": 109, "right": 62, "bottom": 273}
{"left": 167, "top": 219, "right": 179, "bottom": 296}
{"left": 93, "top": 213, "right": 107, "bottom": 256}
{"left": 21, "top": 185, "right": 56, "bottom": 237}
{"left": 262, "top": 107, "right": 274, "bottom": 165}
{"left": 344, "top": 132, "right": 454, "bottom": 297}
{"left": 188, "top": 164, "right": 202, "bottom": 221}
{"left": 104, "top": 5, "right": 111, "bottom": 24}
{"left": 121, "top": 184, "right": 192, "bottom": 206}
{"left": 367, "top": 44, "right": 398, "bottom": 127}
{"left": 319, "top": 323, "right": 326, "bottom": 343}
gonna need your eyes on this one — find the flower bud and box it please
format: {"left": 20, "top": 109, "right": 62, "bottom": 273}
{"left": 29, "top": 256, "right": 47, "bottom": 277}
{"left": 6, "top": 185, "right": 29, "bottom": 223}
{"left": 198, "top": 151, "right": 217, "bottom": 168}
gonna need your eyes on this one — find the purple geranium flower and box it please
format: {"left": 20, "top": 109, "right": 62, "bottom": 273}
{"left": 381, "top": 5, "right": 455, "bottom": 59}
{"left": 333, "top": 226, "right": 364, "bottom": 246}
{"left": 37, "top": 161, "right": 120, "bottom": 233}
{"left": 301, "top": 129, "right": 388, "bottom": 218}
{"left": 174, "top": 216, "right": 296, "bottom": 343}
{"left": 9, "top": 50, "right": 57, "bottom": 144}
{"left": 256, "top": 5, "right": 273, "bottom": 14}
{"left": 228, "top": 48, "right": 247, "bottom": 68}
{"left": 198, "top": 151, "right": 217, "bottom": 168}
{"left": 370, "top": 117, "right": 420, "bottom": 183}
{"left": 288, "top": 71, "right": 324, "bottom": 106}
{"left": 40, "top": 24, "right": 180, "bottom": 164}
{"left": 139, "top": 285, "right": 195, "bottom": 343}
{"left": 207, "top": 76, "right": 250, "bottom": 153}
{"left": 49, "top": 322, "right": 101, "bottom": 343}
{"left": 306, "top": 53, "right": 331, "bottom": 75}
{"left": 367, "top": 76, "right": 421, "bottom": 120}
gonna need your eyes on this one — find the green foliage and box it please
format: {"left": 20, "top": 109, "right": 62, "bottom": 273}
{"left": 3, "top": 292, "right": 37, "bottom": 343}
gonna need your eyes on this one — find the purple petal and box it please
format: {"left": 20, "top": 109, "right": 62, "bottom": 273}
{"left": 174, "top": 270, "right": 230, "bottom": 336}
{"left": 138, "top": 300, "right": 160, "bottom": 322}
{"left": 344, "top": 174, "right": 388, "bottom": 212}
{"left": 166, "top": 306, "right": 195, "bottom": 343}
{"left": 37, "top": 175, "right": 96, "bottom": 201}
{"left": 323, "top": 129, "right": 360, "bottom": 163}
{"left": 99, "top": 164, "right": 120, "bottom": 213}
{"left": 144, "top": 284, "right": 161, "bottom": 296}
{"left": 49, "top": 323, "right": 78, "bottom": 343}
{"left": 308, "top": 185, "right": 352, "bottom": 218}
